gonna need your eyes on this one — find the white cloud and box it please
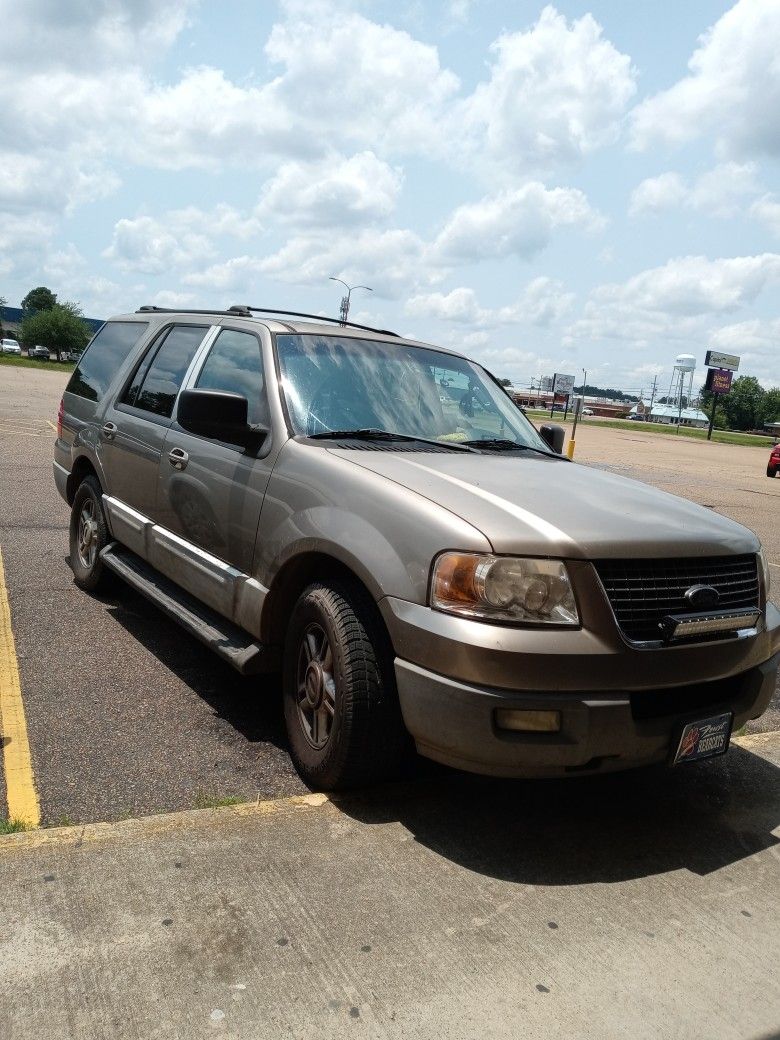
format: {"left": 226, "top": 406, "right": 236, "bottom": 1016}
{"left": 710, "top": 318, "right": 780, "bottom": 386}
{"left": 458, "top": 6, "right": 636, "bottom": 176}
{"left": 406, "top": 277, "right": 574, "bottom": 328}
{"left": 0, "top": 0, "right": 194, "bottom": 71}
{"left": 570, "top": 253, "right": 780, "bottom": 347}
{"left": 103, "top": 205, "right": 261, "bottom": 275}
{"left": 631, "top": 0, "right": 780, "bottom": 158}
{"left": 258, "top": 227, "right": 432, "bottom": 299}
{"left": 257, "top": 152, "right": 403, "bottom": 227}
{"left": 432, "top": 182, "right": 602, "bottom": 263}
{"left": 181, "top": 255, "right": 264, "bottom": 294}
{"left": 629, "top": 163, "right": 759, "bottom": 218}
{"left": 750, "top": 194, "right": 780, "bottom": 236}
{"left": 628, "top": 173, "right": 688, "bottom": 217}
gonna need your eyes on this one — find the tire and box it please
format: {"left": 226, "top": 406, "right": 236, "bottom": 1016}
{"left": 768, "top": 466, "right": 777, "bottom": 479}
{"left": 283, "top": 580, "right": 408, "bottom": 790}
{"left": 69, "top": 475, "right": 110, "bottom": 591}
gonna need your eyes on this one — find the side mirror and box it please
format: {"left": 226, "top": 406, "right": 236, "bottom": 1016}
{"left": 177, "top": 389, "right": 266, "bottom": 448}
{"left": 539, "top": 423, "right": 565, "bottom": 454}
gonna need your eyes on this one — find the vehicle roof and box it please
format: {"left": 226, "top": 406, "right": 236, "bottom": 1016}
{"left": 107, "top": 310, "right": 462, "bottom": 358}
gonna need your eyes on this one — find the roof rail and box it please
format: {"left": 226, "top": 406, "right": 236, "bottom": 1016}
{"left": 231, "top": 306, "right": 398, "bottom": 337}
{"left": 137, "top": 305, "right": 251, "bottom": 316}
{"left": 136, "top": 304, "right": 398, "bottom": 337}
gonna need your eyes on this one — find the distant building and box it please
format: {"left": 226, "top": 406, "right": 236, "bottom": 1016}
{"left": 0, "top": 305, "right": 103, "bottom": 336}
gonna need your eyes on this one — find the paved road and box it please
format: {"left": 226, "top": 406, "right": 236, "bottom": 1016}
{"left": 1, "top": 732, "right": 779, "bottom": 1040}
{"left": 0, "top": 365, "right": 778, "bottom": 825}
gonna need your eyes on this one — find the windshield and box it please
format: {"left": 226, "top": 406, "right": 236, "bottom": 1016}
{"left": 275, "top": 334, "right": 549, "bottom": 451}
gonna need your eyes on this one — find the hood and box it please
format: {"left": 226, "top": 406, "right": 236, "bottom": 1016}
{"left": 328, "top": 449, "right": 758, "bottom": 560}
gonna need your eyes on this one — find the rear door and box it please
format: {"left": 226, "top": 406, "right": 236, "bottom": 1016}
{"left": 100, "top": 323, "right": 214, "bottom": 538}
{"left": 151, "top": 326, "right": 275, "bottom": 626}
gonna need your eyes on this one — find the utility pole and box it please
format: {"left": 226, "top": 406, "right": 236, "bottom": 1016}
{"left": 648, "top": 375, "right": 658, "bottom": 418}
{"left": 329, "top": 277, "right": 372, "bottom": 325}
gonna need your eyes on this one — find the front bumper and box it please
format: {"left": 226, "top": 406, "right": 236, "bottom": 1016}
{"left": 395, "top": 652, "right": 779, "bottom": 777}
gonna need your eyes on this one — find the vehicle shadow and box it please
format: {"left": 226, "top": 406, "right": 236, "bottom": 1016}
{"left": 98, "top": 582, "right": 289, "bottom": 752}
{"left": 334, "top": 745, "right": 780, "bottom": 885}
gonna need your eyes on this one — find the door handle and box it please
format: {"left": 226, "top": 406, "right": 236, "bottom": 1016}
{"left": 168, "top": 447, "right": 189, "bottom": 470}
{"left": 101, "top": 421, "right": 117, "bottom": 441}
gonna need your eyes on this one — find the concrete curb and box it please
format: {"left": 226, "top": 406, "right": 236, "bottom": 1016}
{"left": 1, "top": 730, "right": 777, "bottom": 856}
{"left": 0, "top": 791, "right": 330, "bottom": 854}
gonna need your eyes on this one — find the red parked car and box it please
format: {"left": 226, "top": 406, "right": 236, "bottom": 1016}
{"left": 768, "top": 444, "right": 780, "bottom": 478}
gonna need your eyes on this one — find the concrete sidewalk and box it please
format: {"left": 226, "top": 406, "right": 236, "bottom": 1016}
{"left": 1, "top": 734, "right": 779, "bottom": 1040}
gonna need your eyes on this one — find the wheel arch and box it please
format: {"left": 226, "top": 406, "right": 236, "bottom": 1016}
{"left": 261, "top": 551, "right": 393, "bottom": 655}
{"left": 66, "top": 455, "right": 101, "bottom": 505}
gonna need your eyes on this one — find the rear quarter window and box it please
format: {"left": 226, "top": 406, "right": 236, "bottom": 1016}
{"left": 67, "top": 321, "right": 149, "bottom": 402}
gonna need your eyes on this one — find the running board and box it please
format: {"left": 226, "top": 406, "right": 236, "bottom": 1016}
{"left": 100, "top": 543, "right": 273, "bottom": 676}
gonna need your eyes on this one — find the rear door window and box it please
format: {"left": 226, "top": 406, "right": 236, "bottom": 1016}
{"left": 127, "top": 325, "right": 208, "bottom": 418}
{"left": 67, "top": 322, "right": 148, "bottom": 402}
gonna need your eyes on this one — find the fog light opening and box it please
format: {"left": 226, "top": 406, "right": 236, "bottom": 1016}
{"left": 495, "top": 709, "right": 562, "bottom": 733}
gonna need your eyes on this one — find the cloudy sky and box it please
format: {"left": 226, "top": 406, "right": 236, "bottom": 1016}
{"left": 1, "top": 0, "right": 779, "bottom": 393}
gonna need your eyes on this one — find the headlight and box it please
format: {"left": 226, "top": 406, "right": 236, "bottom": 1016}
{"left": 430, "top": 552, "right": 579, "bottom": 625}
{"left": 759, "top": 547, "right": 771, "bottom": 600}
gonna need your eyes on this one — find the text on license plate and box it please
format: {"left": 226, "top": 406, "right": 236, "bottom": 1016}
{"left": 673, "top": 712, "right": 733, "bottom": 765}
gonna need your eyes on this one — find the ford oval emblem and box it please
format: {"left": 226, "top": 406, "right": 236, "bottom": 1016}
{"left": 684, "top": 584, "right": 720, "bottom": 609}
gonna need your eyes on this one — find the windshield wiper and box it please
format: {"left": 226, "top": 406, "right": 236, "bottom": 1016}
{"left": 308, "top": 429, "right": 479, "bottom": 452}
{"left": 460, "top": 438, "right": 560, "bottom": 458}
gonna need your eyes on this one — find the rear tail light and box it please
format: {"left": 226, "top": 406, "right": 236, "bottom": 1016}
{"left": 56, "top": 398, "right": 64, "bottom": 438}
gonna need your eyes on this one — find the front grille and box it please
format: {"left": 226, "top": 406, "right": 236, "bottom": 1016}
{"left": 593, "top": 555, "right": 760, "bottom": 643}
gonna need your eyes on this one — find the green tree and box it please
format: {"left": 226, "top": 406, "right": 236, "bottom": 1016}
{"left": 21, "top": 286, "right": 57, "bottom": 313}
{"left": 757, "top": 387, "right": 780, "bottom": 427}
{"left": 722, "top": 375, "right": 765, "bottom": 431}
{"left": 20, "top": 302, "right": 90, "bottom": 362}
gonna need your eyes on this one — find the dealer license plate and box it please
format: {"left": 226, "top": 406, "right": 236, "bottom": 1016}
{"left": 673, "top": 712, "right": 733, "bottom": 765}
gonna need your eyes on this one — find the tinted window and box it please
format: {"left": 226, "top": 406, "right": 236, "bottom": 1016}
{"left": 67, "top": 322, "right": 148, "bottom": 402}
{"left": 133, "top": 325, "right": 208, "bottom": 418}
{"left": 195, "top": 329, "right": 267, "bottom": 424}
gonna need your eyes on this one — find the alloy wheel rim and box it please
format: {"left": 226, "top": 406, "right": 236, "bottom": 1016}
{"left": 296, "top": 623, "right": 337, "bottom": 749}
{"left": 77, "top": 499, "right": 98, "bottom": 569}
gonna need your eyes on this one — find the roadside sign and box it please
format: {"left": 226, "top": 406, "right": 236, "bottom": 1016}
{"left": 704, "top": 350, "right": 740, "bottom": 371}
{"left": 539, "top": 376, "right": 553, "bottom": 392}
{"left": 705, "top": 368, "right": 733, "bottom": 395}
{"left": 552, "top": 372, "right": 575, "bottom": 395}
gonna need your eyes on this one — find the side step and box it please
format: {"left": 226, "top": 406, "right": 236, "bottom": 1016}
{"left": 100, "top": 543, "right": 274, "bottom": 676}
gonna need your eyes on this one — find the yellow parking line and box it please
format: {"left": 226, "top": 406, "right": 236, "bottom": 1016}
{"left": 0, "top": 548, "right": 40, "bottom": 827}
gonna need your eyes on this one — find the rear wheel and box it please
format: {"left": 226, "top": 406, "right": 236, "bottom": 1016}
{"left": 69, "top": 475, "right": 110, "bottom": 591}
{"left": 283, "top": 580, "right": 408, "bottom": 790}
{"left": 768, "top": 465, "right": 777, "bottom": 479}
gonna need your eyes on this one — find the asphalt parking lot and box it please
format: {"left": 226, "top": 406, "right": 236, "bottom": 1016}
{"left": 0, "top": 364, "right": 778, "bottom": 825}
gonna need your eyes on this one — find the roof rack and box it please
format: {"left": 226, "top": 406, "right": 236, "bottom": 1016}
{"left": 136, "top": 304, "right": 398, "bottom": 338}
{"left": 233, "top": 306, "right": 398, "bottom": 337}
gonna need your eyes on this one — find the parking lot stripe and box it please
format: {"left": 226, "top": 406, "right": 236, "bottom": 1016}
{"left": 0, "top": 547, "right": 40, "bottom": 827}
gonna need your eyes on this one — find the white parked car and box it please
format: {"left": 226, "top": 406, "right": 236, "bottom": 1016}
{"left": 1, "top": 338, "right": 22, "bottom": 355}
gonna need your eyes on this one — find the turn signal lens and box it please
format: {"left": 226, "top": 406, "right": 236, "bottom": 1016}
{"left": 431, "top": 552, "right": 579, "bottom": 625}
{"left": 56, "top": 397, "right": 64, "bottom": 439}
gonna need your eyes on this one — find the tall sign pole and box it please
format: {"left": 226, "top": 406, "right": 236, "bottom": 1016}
{"left": 703, "top": 350, "right": 739, "bottom": 441}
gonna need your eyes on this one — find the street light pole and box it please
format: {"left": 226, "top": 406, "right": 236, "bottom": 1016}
{"left": 329, "top": 277, "right": 372, "bottom": 325}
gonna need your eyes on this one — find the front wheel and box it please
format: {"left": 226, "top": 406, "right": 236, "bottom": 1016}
{"left": 283, "top": 581, "right": 408, "bottom": 790}
{"left": 69, "top": 475, "right": 110, "bottom": 591}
